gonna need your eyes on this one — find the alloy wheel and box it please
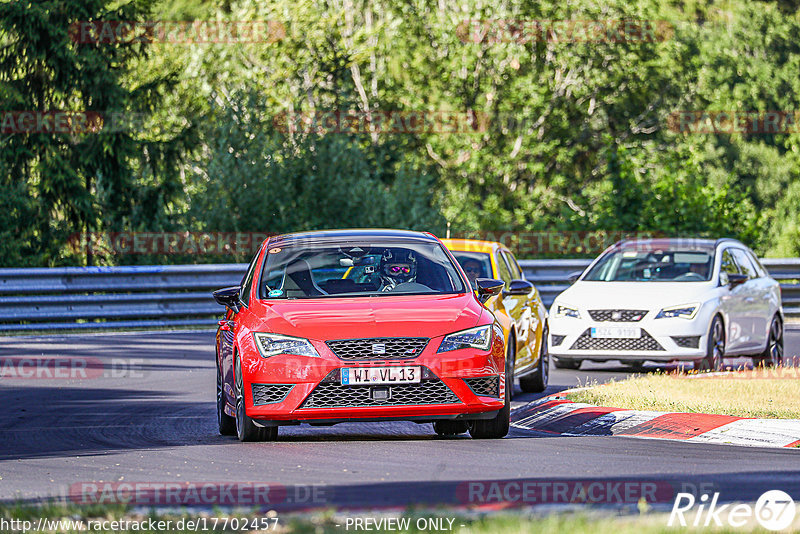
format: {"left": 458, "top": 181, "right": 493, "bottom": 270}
{"left": 540, "top": 324, "right": 549, "bottom": 387}
{"left": 506, "top": 339, "right": 515, "bottom": 400}
{"left": 235, "top": 355, "right": 245, "bottom": 439}
{"left": 710, "top": 318, "right": 725, "bottom": 371}
{"left": 765, "top": 317, "right": 784, "bottom": 366}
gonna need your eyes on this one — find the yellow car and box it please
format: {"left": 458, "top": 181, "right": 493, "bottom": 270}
{"left": 441, "top": 238, "right": 549, "bottom": 395}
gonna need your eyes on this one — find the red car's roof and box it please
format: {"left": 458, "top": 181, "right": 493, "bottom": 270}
{"left": 269, "top": 228, "right": 439, "bottom": 246}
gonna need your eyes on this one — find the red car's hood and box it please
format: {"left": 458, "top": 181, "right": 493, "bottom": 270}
{"left": 250, "top": 293, "right": 484, "bottom": 341}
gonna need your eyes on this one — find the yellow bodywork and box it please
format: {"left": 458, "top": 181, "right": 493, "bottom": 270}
{"left": 441, "top": 238, "right": 547, "bottom": 381}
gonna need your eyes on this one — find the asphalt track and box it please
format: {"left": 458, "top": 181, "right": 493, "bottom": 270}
{"left": 0, "top": 330, "right": 798, "bottom": 511}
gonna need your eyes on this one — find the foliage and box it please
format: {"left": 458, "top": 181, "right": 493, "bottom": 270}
{"left": 3, "top": 0, "right": 800, "bottom": 265}
{"left": 186, "top": 89, "right": 444, "bottom": 260}
{"left": 0, "top": 0, "right": 196, "bottom": 266}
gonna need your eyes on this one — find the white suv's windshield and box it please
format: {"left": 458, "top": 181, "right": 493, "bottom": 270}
{"left": 583, "top": 248, "right": 715, "bottom": 282}
{"left": 259, "top": 239, "right": 466, "bottom": 298}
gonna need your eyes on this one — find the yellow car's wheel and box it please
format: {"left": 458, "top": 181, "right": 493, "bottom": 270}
{"left": 520, "top": 324, "right": 549, "bottom": 393}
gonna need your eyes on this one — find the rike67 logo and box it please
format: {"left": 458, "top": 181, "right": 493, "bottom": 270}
{"left": 669, "top": 490, "right": 796, "bottom": 531}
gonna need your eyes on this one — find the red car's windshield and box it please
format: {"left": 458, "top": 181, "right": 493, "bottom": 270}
{"left": 259, "top": 239, "right": 467, "bottom": 298}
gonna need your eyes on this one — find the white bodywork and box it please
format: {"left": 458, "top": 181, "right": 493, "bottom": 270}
{"left": 548, "top": 241, "right": 782, "bottom": 363}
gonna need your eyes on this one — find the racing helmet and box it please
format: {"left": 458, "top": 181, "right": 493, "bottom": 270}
{"left": 380, "top": 249, "right": 417, "bottom": 283}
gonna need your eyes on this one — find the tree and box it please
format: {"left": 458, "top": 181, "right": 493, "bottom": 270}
{"left": 0, "top": 0, "right": 195, "bottom": 266}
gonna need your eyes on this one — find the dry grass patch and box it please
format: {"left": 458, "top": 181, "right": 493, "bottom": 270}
{"left": 567, "top": 368, "right": 800, "bottom": 419}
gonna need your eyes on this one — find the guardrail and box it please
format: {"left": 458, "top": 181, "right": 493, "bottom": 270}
{"left": 518, "top": 258, "right": 800, "bottom": 318}
{"left": 0, "top": 264, "right": 247, "bottom": 332}
{"left": 0, "top": 259, "right": 797, "bottom": 332}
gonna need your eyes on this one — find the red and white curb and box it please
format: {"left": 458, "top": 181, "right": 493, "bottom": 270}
{"left": 511, "top": 396, "right": 800, "bottom": 449}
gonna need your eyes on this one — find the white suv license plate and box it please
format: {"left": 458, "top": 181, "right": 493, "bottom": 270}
{"left": 341, "top": 366, "right": 421, "bottom": 386}
{"left": 590, "top": 327, "right": 641, "bottom": 339}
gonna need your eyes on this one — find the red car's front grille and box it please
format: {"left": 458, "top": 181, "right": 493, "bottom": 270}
{"left": 463, "top": 376, "right": 499, "bottom": 397}
{"left": 325, "top": 337, "right": 429, "bottom": 361}
{"left": 299, "top": 379, "right": 459, "bottom": 409}
{"left": 251, "top": 384, "right": 294, "bottom": 405}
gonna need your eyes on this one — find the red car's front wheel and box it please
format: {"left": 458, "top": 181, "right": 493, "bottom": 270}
{"left": 217, "top": 359, "right": 236, "bottom": 436}
{"left": 234, "top": 353, "right": 278, "bottom": 442}
{"left": 468, "top": 344, "right": 511, "bottom": 439}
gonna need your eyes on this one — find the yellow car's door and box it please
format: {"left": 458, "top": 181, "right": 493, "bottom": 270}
{"left": 494, "top": 249, "right": 541, "bottom": 374}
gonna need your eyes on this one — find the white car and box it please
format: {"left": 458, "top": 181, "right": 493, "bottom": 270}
{"left": 548, "top": 238, "right": 783, "bottom": 371}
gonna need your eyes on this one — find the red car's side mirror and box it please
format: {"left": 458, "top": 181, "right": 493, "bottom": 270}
{"left": 213, "top": 286, "right": 241, "bottom": 313}
{"left": 475, "top": 278, "right": 504, "bottom": 303}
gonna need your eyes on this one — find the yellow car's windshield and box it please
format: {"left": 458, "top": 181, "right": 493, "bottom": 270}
{"left": 450, "top": 252, "right": 492, "bottom": 288}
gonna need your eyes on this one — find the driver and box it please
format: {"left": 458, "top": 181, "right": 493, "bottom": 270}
{"left": 379, "top": 249, "right": 417, "bottom": 291}
{"left": 461, "top": 259, "right": 483, "bottom": 286}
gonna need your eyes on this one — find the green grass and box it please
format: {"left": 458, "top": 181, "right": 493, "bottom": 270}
{"left": 567, "top": 369, "right": 800, "bottom": 419}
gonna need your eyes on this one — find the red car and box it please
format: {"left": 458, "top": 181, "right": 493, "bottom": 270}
{"left": 213, "top": 229, "right": 510, "bottom": 441}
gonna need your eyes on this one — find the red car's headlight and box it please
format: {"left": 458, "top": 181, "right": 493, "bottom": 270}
{"left": 253, "top": 333, "right": 321, "bottom": 358}
{"left": 437, "top": 325, "right": 493, "bottom": 353}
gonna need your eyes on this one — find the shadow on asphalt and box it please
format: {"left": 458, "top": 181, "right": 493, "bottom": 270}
{"left": 4, "top": 470, "right": 799, "bottom": 510}
{"left": 0, "top": 385, "right": 221, "bottom": 461}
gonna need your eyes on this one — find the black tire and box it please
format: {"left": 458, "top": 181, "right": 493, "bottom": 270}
{"left": 553, "top": 357, "right": 581, "bottom": 370}
{"left": 756, "top": 315, "right": 783, "bottom": 367}
{"left": 506, "top": 335, "right": 516, "bottom": 400}
{"left": 433, "top": 421, "right": 469, "bottom": 436}
{"left": 698, "top": 315, "right": 725, "bottom": 372}
{"left": 234, "top": 353, "right": 278, "bottom": 442}
{"left": 217, "top": 358, "right": 236, "bottom": 436}
{"left": 520, "top": 324, "right": 549, "bottom": 393}
{"left": 469, "top": 348, "right": 511, "bottom": 439}
{"left": 469, "top": 402, "right": 510, "bottom": 439}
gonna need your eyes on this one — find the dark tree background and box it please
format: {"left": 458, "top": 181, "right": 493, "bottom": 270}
{"left": 2, "top": 0, "right": 800, "bottom": 265}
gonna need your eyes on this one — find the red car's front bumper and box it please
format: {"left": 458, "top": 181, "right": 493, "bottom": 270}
{"left": 238, "top": 332, "right": 506, "bottom": 424}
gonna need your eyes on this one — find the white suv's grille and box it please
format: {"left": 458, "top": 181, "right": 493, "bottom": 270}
{"left": 570, "top": 329, "right": 665, "bottom": 351}
{"left": 588, "top": 309, "right": 648, "bottom": 322}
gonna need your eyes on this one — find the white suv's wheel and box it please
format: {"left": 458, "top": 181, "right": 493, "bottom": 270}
{"left": 697, "top": 316, "right": 725, "bottom": 372}
{"left": 756, "top": 315, "right": 783, "bottom": 367}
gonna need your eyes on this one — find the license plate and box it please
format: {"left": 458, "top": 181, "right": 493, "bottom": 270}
{"left": 590, "top": 327, "right": 641, "bottom": 339}
{"left": 341, "top": 367, "right": 421, "bottom": 385}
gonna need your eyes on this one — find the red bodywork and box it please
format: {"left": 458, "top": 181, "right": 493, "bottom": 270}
{"left": 216, "top": 233, "right": 506, "bottom": 426}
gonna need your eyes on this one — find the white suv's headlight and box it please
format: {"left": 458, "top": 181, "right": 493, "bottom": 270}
{"left": 437, "top": 325, "right": 493, "bottom": 353}
{"left": 655, "top": 303, "right": 699, "bottom": 320}
{"left": 253, "top": 333, "right": 321, "bottom": 358}
{"left": 554, "top": 304, "right": 581, "bottom": 319}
